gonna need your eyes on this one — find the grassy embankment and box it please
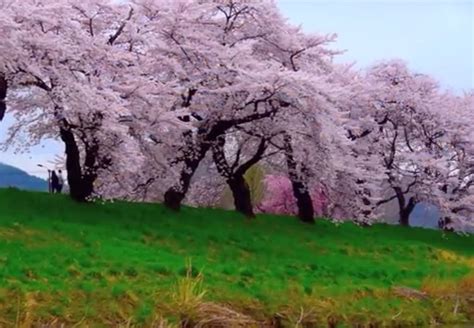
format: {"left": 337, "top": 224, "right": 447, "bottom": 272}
{"left": 0, "top": 188, "right": 473, "bottom": 327}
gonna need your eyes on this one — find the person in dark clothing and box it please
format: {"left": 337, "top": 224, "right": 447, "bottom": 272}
{"left": 51, "top": 170, "right": 59, "bottom": 193}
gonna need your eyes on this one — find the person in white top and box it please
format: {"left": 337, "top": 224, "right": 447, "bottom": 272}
{"left": 57, "top": 170, "right": 64, "bottom": 193}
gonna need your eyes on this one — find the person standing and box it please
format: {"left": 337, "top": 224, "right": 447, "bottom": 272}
{"left": 51, "top": 170, "right": 59, "bottom": 194}
{"left": 57, "top": 170, "right": 64, "bottom": 194}
{"left": 47, "top": 169, "right": 52, "bottom": 193}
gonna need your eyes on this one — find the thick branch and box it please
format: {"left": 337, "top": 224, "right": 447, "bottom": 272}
{"left": 376, "top": 194, "right": 398, "bottom": 206}
{"left": 347, "top": 128, "right": 372, "bottom": 141}
{"left": 211, "top": 136, "right": 232, "bottom": 178}
{"left": 108, "top": 7, "right": 134, "bottom": 45}
{"left": 235, "top": 137, "right": 266, "bottom": 176}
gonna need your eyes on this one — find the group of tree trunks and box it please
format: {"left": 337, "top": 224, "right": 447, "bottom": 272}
{"left": 165, "top": 116, "right": 315, "bottom": 223}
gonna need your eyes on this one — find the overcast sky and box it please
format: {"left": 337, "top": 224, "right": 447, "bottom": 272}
{"left": 278, "top": 0, "right": 473, "bottom": 91}
{"left": 1, "top": 0, "right": 473, "bottom": 178}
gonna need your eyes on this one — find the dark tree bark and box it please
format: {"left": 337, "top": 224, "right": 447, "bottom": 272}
{"left": 164, "top": 127, "right": 213, "bottom": 211}
{"left": 399, "top": 209, "right": 410, "bottom": 227}
{"left": 163, "top": 123, "right": 232, "bottom": 211}
{"left": 283, "top": 133, "right": 315, "bottom": 224}
{"left": 438, "top": 217, "right": 454, "bottom": 232}
{"left": 210, "top": 135, "right": 267, "bottom": 218}
{"left": 59, "top": 124, "right": 87, "bottom": 201}
{"left": 228, "top": 175, "right": 255, "bottom": 218}
{"left": 164, "top": 133, "right": 211, "bottom": 210}
{"left": 0, "top": 74, "right": 7, "bottom": 121}
{"left": 58, "top": 113, "right": 106, "bottom": 202}
{"left": 394, "top": 187, "right": 417, "bottom": 227}
{"left": 59, "top": 123, "right": 98, "bottom": 202}
{"left": 80, "top": 141, "right": 100, "bottom": 200}
{"left": 164, "top": 98, "right": 285, "bottom": 211}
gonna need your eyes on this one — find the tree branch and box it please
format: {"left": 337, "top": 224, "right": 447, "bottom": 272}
{"left": 108, "top": 7, "right": 134, "bottom": 45}
{"left": 235, "top": 137, "right": 266, "bottom": 176}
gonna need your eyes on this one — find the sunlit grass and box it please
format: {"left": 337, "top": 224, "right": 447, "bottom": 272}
{"left": 0, "top": 188, "right": 473, "bottom": 326}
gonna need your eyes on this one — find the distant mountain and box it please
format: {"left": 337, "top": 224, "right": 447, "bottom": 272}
{"left": 0, "top": 163, "right": 47, "bottom": 191}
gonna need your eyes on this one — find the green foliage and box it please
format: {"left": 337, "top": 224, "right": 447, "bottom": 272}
{"left": 0, "top": 188, "right": 473, "bottom": 326}
{"left": 218, "top": 187, "right": 233, "bottom": 209}
{"left": 244, "top": 164, "right": 266, "bottom": 205}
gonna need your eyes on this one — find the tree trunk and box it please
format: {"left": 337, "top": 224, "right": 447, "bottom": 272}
{"left": 438, "top": 217, "right": 454, "bottom": 232}
{"left": 59, "top": 126, "right": 88, "bottom": 201}
{"left": 80, "top": 142, "right": 100, "bottom": 201}
{"left": 164, "top": 120, "right": 229, "bottom": 211}
{"left": 164, "top": 140, "right": 211, "bottom": 211}
{"left": 399, "top": 209, "right": 410, "bottom": 227}
{"left": 59, "top": 123, "right": 98, "bottom": 202}
{"left": 163, "top": 189, "right": 185, "bottom": 211}
{"left": 211, "top": 134, "right": 266, "bottom": 218}
{"left": 290, "top": 180, "right": 314, "bottom": 223}
{"left": 283, "top": 134, "right": 315, "bottom": 224}
{"left": 0, "top": 74, "right": 7, "bottom": 121}
{"left": 395, "top": 189, "right": 416, "bottom": 227}
{"left": 228, "top": 175, "right": 255, "bottom": 218}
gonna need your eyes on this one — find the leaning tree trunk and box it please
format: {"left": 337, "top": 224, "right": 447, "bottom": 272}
{"left": 228, "top": 175, "right": 255, "bottom": 218}
{"left": 164, "top": 137, "right": 211, "bottom": 211}
{"left": 164, "top": 121, "right": 227, "bottom": 211}
{"left": 283, "top": 134, "right": 315, "bottom": 224}
{"left": 163, "top": 155, "right": 206, "bottom": 211}
{"left": 0, "top": 74, "right": 7, "bottom": 121}
{"left": 211, "top": 134, "right": 268, "bottom": 219}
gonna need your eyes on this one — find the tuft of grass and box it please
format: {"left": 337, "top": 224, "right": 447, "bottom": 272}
{"left": 169, "top": 260, "right": 207, "bottom": 325}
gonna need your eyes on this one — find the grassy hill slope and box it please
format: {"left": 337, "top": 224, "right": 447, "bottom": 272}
{"left": 0, "top": 189, "right": 473, "bottom": 327}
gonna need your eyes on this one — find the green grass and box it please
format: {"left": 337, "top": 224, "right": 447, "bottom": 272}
{"left": 0, "top": 188, "right": 473, "bottom": 327}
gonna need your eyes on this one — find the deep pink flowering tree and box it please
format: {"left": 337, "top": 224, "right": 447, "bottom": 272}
{"left": 257, "top": 175, "right": 329, "bottom": 217}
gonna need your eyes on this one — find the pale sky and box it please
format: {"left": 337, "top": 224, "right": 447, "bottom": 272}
{"left": 1, "top": 0, "right": 473, "bottom": 178}
{"left": 278, "top": 0, "right": 473, "bottom": 91}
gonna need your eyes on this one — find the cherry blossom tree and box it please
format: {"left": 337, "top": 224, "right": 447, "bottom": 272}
{"left": 121, "top": 0, "right": 373, "bottom": 224}
{"left": 435, "top": 92, "right": 474, "bottom": 232}
{"left": 0, "top": 0, "right": 190, "bottom": 201}
{"left": 143, "top": 0, "right": 342, "bottom": 215}
{"left": 345, "top": 60, "right": 456, "bottom": 226}
{"left": 1, "top": 0, "right": 128, "bottom": 200}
